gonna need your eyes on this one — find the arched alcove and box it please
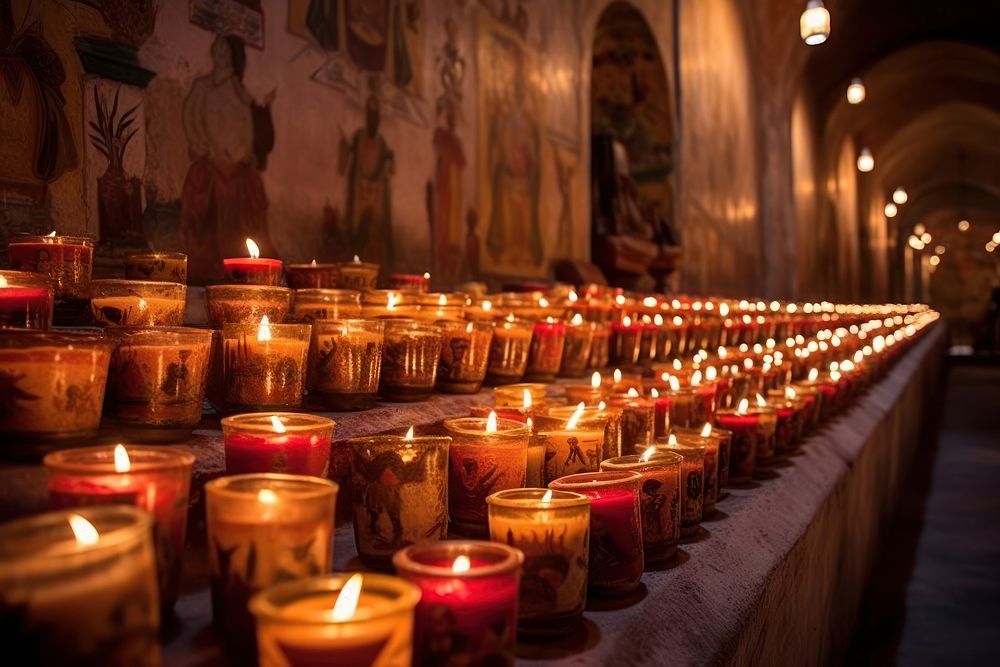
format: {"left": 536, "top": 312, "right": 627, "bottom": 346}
{"left": 589, "top": 2, "right": 676, "bottom": 291}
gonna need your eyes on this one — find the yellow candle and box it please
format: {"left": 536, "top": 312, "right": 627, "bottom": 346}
{"left": 222, "top": 318, "right": 311, "bottom": 410}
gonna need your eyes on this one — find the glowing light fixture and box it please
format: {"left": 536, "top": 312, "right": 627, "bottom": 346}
{"left": 892, "top": 187, "right": 908, "bottom": 205}
{"left": 857, "top": 147, "right": 874, "bottom": 173}
{"left": 846, "top": 78, "right": 865, "bottom": 104}
{"left": 800, "top": 0, "right": 831, "bottom": 45}
{"left": 884, "top": 202, "right": 897, "bottom": 218}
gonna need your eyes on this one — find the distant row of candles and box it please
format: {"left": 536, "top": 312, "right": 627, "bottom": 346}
{"left": 0, "top": 285, "right": 937, "bottom": 664}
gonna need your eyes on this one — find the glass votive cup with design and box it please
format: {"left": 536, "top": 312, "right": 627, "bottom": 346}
{"left": 713, "top": 408, "right": 767, "bottom": 484}
{"left": 559, "top": 316, "right": 595, "bottom": 378}
{"left": 607, "top": 394, "right": 655, "bottom": 453}
{"left": 336, "top": 260, "right": 380, "bottom": 290}
{"left": 90, "top": 279, "right": 185, "bottom": 327}
{"left": 417, "top": 292, "right": 466, "bottom": 322}
{"left": 748, "top": 406, "right": 779, "bottom": 470}
{"left": 486, "top": 317, "right": 534, "bottom": 385}
{"left": 222, "top": 321, "right": 311, "bottom": 411}
{"left": 206, "top": 474, "right": 338, "bottom": 664}
{"left": 0, "top": 330, "right": 112, "bottom": 442}
{"left": 44, "top": 445, "right": 195, "bottom": 608}
{"left": 673, "top": 425, "right": 733, "bottom": 490}
{"left": 436, "top": 319, "right": 493, "bottom": 394}
{"left": 285, "top": 262, "right": 340, "bottom": 289}
{"left": 669, "top": 432, "right": 720, "bottom": 512}
{"left": 379, "top": 319, "right": 442, "bottom": 402}
{"left": 609, "top": 319, "right": 642, "bottom": 366}
{"left": 666, "top": 385, "right": 715, "bottom": 429}
{"left": 223, "top": 413, "right": 334, "bottom": 477}
{"left": 347, "top": 434, "right": 450, "bottom": 567}
{"left": 600, "top": 452, "right": 682, "bottom": 564}
{"left": 548, "top": 471, "right": 643, "bottom": 596}
{"left": 487, "top": 488, "right": 590, "bottom": 638}
{"left": 291, "top": 288, "right": 362, "bottom": 323}
{"left": 765, "top": 393, "right": 806, "bottom": 455}
{"left": 535, "top": 413, "right": 609, "bottom": 484}
{"left": 8, "top": 233, "right": 93, "bottom": 301}
{"left": 493, "top": 382, "right": 548, "bottom": 408}
{"left": 443, "top": 417, "right": 530, "bottom": 537}
{"left": 206, "top": 284, "right": 290, "bottom": 328}
{"left": 249, "top": 573, "right": 421, "bottom": 667}
{"left": 124, "top": 252, "right": 188, "bottom": 283}
{"left": 648, "top": 442, "right": 705, "bottom": 538}
{"left": 307, "top": 319, "right": 383, "bottom": 410}
{"left": 104, "top": 327, "right": 212, "bottom": 437}
{"left": 362, "top": 290, "right": 419, "bottom": 319}
{"left": 587, "top": 321, "right": 611, "bottom": 369}
{"left": 0, "top": 269, "right": 53, "bottom": 329}
{"left": 523, "top": 318, "right": 566, "bottom": 383}
{"left": 393, "top": 540, "right": 523, "bottom": 667}
{"left": 790, "top": 383, "right": 823, "bottom": 432}
{"left": 0, "top": 506, "right": 160, "bottom": 666}
{"left": 546, "top": 404, "right": 623, "bottom": 462}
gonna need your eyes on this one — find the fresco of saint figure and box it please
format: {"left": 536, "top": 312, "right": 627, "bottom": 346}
{"left": 180, "top": 34, "right": 276, "bottom": 281}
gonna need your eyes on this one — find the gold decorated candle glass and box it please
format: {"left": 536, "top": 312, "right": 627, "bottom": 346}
{"left": 667, "top": 383, "right": 717, "bottom": 429}
{"left": 307, "top": 319, "right": 384, "bottom": 410}
{"left": 0, "top": 506, "right": 160, "bottom": 666}
{"left": 222, "top": 319, "right": 311, "bottom": 410}
{"left": 587, "top": 321, "right": 611, "bottom": 370}
{"left": 649, "top": 441, "right": 705, "bottom": 537}
{"left": 673, "top": 425, "right": 733, "bottom": 490}
{"left": 206, "top": 474, "right": 338, "bottom": 664}
{"left": 250, "top": 573, "right": 421, "bottom": 667}
{"left": 494, "top": 382, "right": 548, "bottom": 408}
{"left": 44, "top": 445, "right": 195, "bottom": 608}
{"left": 600, "top": 452, "right": 682, "bottom": 563}
{"left": 487, "top": 488, "right": 590, "bottom": 638}
{"left": 347, "top": 434, "right": 450, "bottom": 567}
{"left": 7, "top": 233, "right": 93, "bottom": 301}
{"left": 546, "top": 403, "right": 623, "bottom": 462}
{"left": 670, "top": 433, "right": 720, "bottom": 511}
{"left": 336, "top": 259, "right": 380, "bottom": 290}
{"left": 443, "top": 416, "right": 530, "bottom": 537}
{"left": 0, "top": 330, "right": 111, "bottom": 441}
{"left": 206, "top": 284, "right": 290, "bottom": 328}
{"left": 486, "top": 317, "right": 534, "bottom": 385}
{"left": 559, "top": 315, "right": 596, "bottom": 378}
{"left": 536, "top": 409, "right": 608, "bottom": 484}
{"left": 105, "top": 327, "right": 212, "bottom": 437}
{"left": 0, "top": 269, "right": 53, "bottom": 330}
{"left": 124, "top": 252, "right": 188, "bottom": 283}
{"left": 362, "top": 290, "right": 420, "bottom": 318}
{"left": 607, "top": 393, "right": 655, "bottom": 453}
{"left": 523, "top": 318, "right": 567, "bottom": 382}
{"left": 292, "top": 289, "right": 362, "bottom": 322}
{"left": 90, "top": 279, "right": 185, "bottom": 327}
{"left": 417, "top": 292, "right": 466, "bottom": 321}
{"left": 379, "top": 319, "right": 442, "bottom": 402}
{"left": 285, "top": 261, "right": 340, "bottom": 289}
{"left": 436, "top": 319, "right": 493, "bottom": 394}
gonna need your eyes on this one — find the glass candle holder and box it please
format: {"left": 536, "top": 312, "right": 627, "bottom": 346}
{"left": 0, "top": 330, "right": 111, "bottom": 441}
{"left": 222, "top": 321, "right": 311, "bottom": 411}
{"left": 673, "top": 425, "right": 732, "bottom": 491}
{"left": 124, "top": 252, "right": 188, "bottom": 283}
{"left": 250, "top": 573, "right": 420, "bottom": 667}
{"left": 548, "top": 471, "right": 643, "bottom": 596}
{"left": 206, "top": 474, "right": 338, "bottom": 664}
{"left": 610, "top": 318, "right": 642, "bottom": 366}
{"left": 667, "top": 385, "right": 717, "bottom": 429}
{"left": 307, "top": 319, "right": 384, "bottom": 410}
{"left": 523, "top": 318, "right": 566, "bottom": 383}
{"left": 0, "top": 506, "right": 159, "bottom": 666}
{"left": 607, "top": 394, "right": 655, "bottom": 453}
{"left": 104, "top": 327, "right": 212, "bottom": 437}
{"left": 390, "top": 272, "right": 431, "bottom": 292}
{"left": 223, "top": 413, "right": 334, "bottom": 477}
{"left": 610, "top": 368, "right": 644, "bottom": 394}
{"left": 765, "top": 394, "right": 805, "bottom": 455}
{"left": 493, "top": 382, "right": 548, "bottom": 408}
{"left": 487, "top": 489, "right": 590, "bottom": 638}
{"left": 486, "top": 317, "right": 534, "bottom": 385}
{"left": 223, "top": 255, "right": 283, "bottom": 286}
{"left": 587, "top": 321, "right": 611, "bottom": 370}
{"left": 790, "top": 383, "right": 823, "bottom": 432}
{"left": 563, "top": 378, "right": 606, "bottom": 407}
{"left": 417, "top": 292, "right": 466, "bottom": 321}
{"left": 44, "top": 445, "right": 195, "bottom": 608}
{"left": 285, "top": 262, "right": 340, "bottom": 289}
{"left": 436, "top": 319, "right": 493, "bottom": 394}
{"left": 650, "top": 442, "right": 705, "bottom": 537}
{"left": 379, "top": 319, "right": 441, "bottom": 402}
{"left": 292, "top": 289, "right": 362, "bottom": 322}
{"left": 8, "top": 234, "right": 93, "bottom": 301}
{"left": 669, "top": 433, "right": 720, "bottom": 511}
{"left": 559, "top": 318, "right": 596, "bottom": 378}
{"left": 536, "top": 413, "right": 609, "bottom": 484}
{"left": 347, "top": 435, "right": 450, "bottom": 567}
{"left": 337, "top": 260, "right": 380, "bottom": 290}
{"left": 362, "top": 289, "right": 420, "bottom": 318}
{"left": 90, "top": 279, "right": 185, "bottom": 327}
{"left": 546, "top": 404, "right": 623, "bottom": 462}
{"left": 526, "top": 435, "right": 545, "bottom": 487}
{"left": 443, "top": 416, "right": 530, "bottom": 537}
{"left": 600, "top": 452, "right": 682, "bottom": 564}
{"left": 393, "top": 541, "right": 523, "bottom": 667}
{"left": 0, "top": 269, "right": 53, "bottom": 330}
{"left": 715, "top": 407, "right": 775, "bottom": 484}
{"left": 206, "top": 284, "right": 290, "bottom": 328}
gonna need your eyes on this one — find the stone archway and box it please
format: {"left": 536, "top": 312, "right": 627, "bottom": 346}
{"left": 589, "top": 2, "right": 677, "bottom": 290}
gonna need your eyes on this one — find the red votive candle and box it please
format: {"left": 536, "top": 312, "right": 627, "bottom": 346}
{"left": 284, "top": 261, "right": 339, "bottom": 289}
{"left": 222, "top": 413, "right": 334, "bottom": 477}
{"left": 7, "top": 233, "right": 93, "bottom": 301}
{"left": 393, "top": 541, "right": 523, "bottom": 667}
{"left": 523, "top": 318, "right": 567, "bottom": 383}
{"left": 389, "top": 272, "right": 431, "bottom": 293}
{"left": 223, "top": 238, "right": 283, "bottom": 286}
{"left": 0, "top": 270, "right": 52, "bottom": 329}
{"left": 549, "top": 470, "right": 644, "bottom": 596}
{"left": 610, "top": 316, "right": 642, "bottom": 365}
{"left": 601, "top": 453, "right": 682, "bottom": 564}
{"left": 715, "top": 402, "right": 776, "bottom": 484}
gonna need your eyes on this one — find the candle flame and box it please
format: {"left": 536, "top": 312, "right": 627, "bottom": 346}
{"left": 672, "top": 359, "right": 682, "bottom": 371}
{"left": 706, "top": 366, "right": 717, "bottom": 381}
{"left": 654, "top": 313, "right": 663, "bottom": 326}
{"left": 522, "top": 389, "right": 533, "bottom": 409}
{"left": 672, "top": 315, "right": 683, "bottom": 327}
{"left": 691, "top": 370, "right": 702, "bottom": 386}
{"left": 568, "top": 290, "right": 578, "bottom": 303}
{"left": 622, "top": 315, "right": 631, "bottom": 327}
{"left": 591, "top": 371, "right": 602, "bottom": 389}
{"left": 311, "top": 259, "right": 317, "bottom": 266}
{"left": 69, "top": 514, "right": 99, "bottom": 545}
{"left": 626, "top": 387, "right": 640, "bottom": 397}
{"left": 571, "top": 313, "right": 583, "bottom": 325}
{"left": 246, "top": 238, "right": 260, "bottom": 259}
{"left": 756, "top": 393, "right": 767, "bottom": 407}
{"left": 737, "top": 398, "right": 750, "bottom": 415}
{"left": 597, "top": 400, "right": 607, "bottom": 410}
{"left": 452, "top": 555, "right": 472, "bottom": 573}
{"left": 137, "top": 298, "right": 148, "bottom": 311}
{"left": 640, "top": 446, "right": 656, "bottom": 462}
{"left": 332, "top": 573, "right": 364, "bottom": 621}
{"left": 541, "top": 489, "right": 553, "bottom": 503}
{"left": 257, "top": 315, "right": 273, "bottom": 342}
{"left": 270, "top": 416, "right": 287, "bottom": 434}
{"left": 438, "top": 293, "right": 448, "bottom": 306}
{"left": 538, "top": 297, "right": 549, "bottom": 308}
{"left": 482, "top": 300, "right": 492, "bottom": 312}
{"left": 668, "top": 433, "right": 678, "bottom": 446}
{"left": 113, "top": 445, "right": 131, "bottom": 473}
{"left": 46, "top": 230, "right": 57, "bottom": 237}
{"left": 669, "top": 376, "right": 681, "bottom": 392}
{"left": 808, "top": 368, "right": 819, "bottom": 382}
{"left": 386, "top": 292, "right": 399, "bottom": 312}
{"left": 650, "top": 387, "right": 659, "bottom": 398}
{"left": 744, "top": 358, "right": 753, "bottom": 370}
{"left": 785, "top": 386, "right": 797, "bottom": 400}
{"left": 526, "top": 416, "right": 533, "bottom": 431}
{"left": 258, "top": 489, "right": 279, "bottom": 504}
{"left": 701, "top": 423, "right": 712, "bottom": 438}
{"left": 613, "top": 368, "right": 622, "bottom": 383}
{"left": 486, "top": 411, "right": 498, "bottom": 433}
{"left": 566, "top": 402, "right": 585, "bottom": 430}
{"left": 423, "top": 272, "right": 431, "bottom": 279}
{"left": 505, "top": 313, "right": 515, "bottom": 323}
{"left": 0, "top": 275, "right": 6, "bottom": 288}
{"left": 353, "top": 255, "right": 361, "bottom": 263}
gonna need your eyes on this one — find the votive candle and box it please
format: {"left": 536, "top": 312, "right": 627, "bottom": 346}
{"left": 223, "top": 413, "right": 334, "bottom": 477}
